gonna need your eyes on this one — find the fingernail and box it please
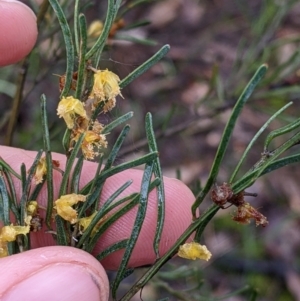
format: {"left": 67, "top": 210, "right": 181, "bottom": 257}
{"left": 3, "top": 264, "right": 103, "bottom": 301}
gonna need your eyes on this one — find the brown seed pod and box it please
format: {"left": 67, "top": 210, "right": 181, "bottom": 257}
{"left": 211, "top": 182, "right": 233, "bottom": 208}
{"left": 58, "top": 71, "right": 78, "bottom": 92}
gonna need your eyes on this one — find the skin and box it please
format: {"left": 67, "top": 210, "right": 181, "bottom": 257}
{"left": 0, "top": 1, "right": 196, "bottom": 300}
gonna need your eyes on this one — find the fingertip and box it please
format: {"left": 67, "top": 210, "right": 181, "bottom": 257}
{"left": 0, "top": 0, "right": 38, "bottom": 66}
{"left": 0, "top": 247, "right": 109, "bottom": 301}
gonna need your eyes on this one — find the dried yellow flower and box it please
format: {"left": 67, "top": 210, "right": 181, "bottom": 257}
{"left": 0, "top": 218, "right": 33, "bottom": 257}
{"left": 82, "top": 131, "right": 107, "bottom": 160}
{"left": 89, "top": 69, "right": 123, "bottom": 111}
{"left": 178, "top": 242, "right": 212, "bottom": 261}
{"left": 33, "top": 158, "right": 47, "bottom": 184}
{"left": 27, "top": 201, "right": 38, "bottom": 216}
{"left": 72, "top": 125, "right": 107, "bottom": 160}
{"left": 79, "top": 211, "right": 97, "bottom": 232}
{"left": 232, "top": 202, "right": 268, "bottom": 227}
{"left": 0, "top": 238, "right": 8, "bottom": 258}
{"left": 103, "top": 98, "right": 116, "bottom": 113}
{"left": 92, "top": 120, "right": 105, "bottom": 133}
{"left": 79, "top": 211, "right": 107, "bottom": 236}
{"left": 54, "top": 194, "right": 87, "bottom": 224}
{"left": 87, "top": 20, "right": 103, "bottom": 38}
{"left": 1, "top": 224, "right": 30, "bottom": 242}
{"left": 57, "top": 96, "right": 87, "bottom": 129}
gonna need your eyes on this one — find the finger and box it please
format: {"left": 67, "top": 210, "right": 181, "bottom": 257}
{"left": 1, "top": 146, "right": 195, "bottom": 270}
{"left": 0, "top": 246, "right": 109, "bottom": 301}
{"left": 0, "top": 0, "right": 38, "bottom": 66}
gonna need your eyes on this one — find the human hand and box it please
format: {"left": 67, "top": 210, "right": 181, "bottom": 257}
{"left": 1, "top": 147, "right": 195, "bottom": 300}
{"left": 0, "top": 3, "right": 195, "bottom": 300}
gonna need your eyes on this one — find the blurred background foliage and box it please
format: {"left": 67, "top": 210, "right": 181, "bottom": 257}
{"left": 1, "top": 0, "right": 300, "bottom": 300}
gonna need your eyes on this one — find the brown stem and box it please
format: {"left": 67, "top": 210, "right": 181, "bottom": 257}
{"left": 5, "top": 61, "right": 28, "bottom": 146}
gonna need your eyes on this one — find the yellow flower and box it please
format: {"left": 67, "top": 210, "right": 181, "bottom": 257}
{"left": 27, "top": 201, "right": 38, "bottom": 216}
{"left": 79, "top": 211, "right": 107, "bottom": 236}
{"left": 79, "top": 211, "right": 97, "bottom": 232}
{"left": 87, "top": 20, "right": 103, "bottom": 38}
{"left": 57, "top": 96, "right": 87, "bottom": 129}
{"left": 1, "top": 224, "right": 30, "bottom": 242}
{"left": 33, "top": 158, "right": 47, "bottom": 184}
{"left": 54, "top": 194, "right": 87, "bottom": 224}
{"left": 89, "top": 69, "right": 123, "bottom": 111}
{"left": 178, "top": 242, "right": 212, "bottom": 261}
{"left": 0, "top": 237, "right": 8, "bottom": 258}
{"left": 0, "top": 218, "right": 33, "bottom": 257}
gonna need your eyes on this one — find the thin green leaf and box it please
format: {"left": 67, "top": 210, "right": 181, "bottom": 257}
{"left": 96, "top": 239, "right": 128, "bottom": 261}
{"left": 123, "top": 20, "right": 151, "bottom": 30}
{"left": 102, "top": 112, "right": 134, "bottom": 135}
{"left": 192, "top": 64, "right": 268, "bottom": 218}
{"left": 75, "top": 13, "right": 88, "bottom": 99}
{"left": 90, "top": 0, "right": 121, "bottom": 67}
{"left": 59, "top": 133, "right": 85, "bottom": 197}
{"left": 41, "top": 95, "right": 54, "bottom": 229}
{"left": 232, "top": 130, "right": 300, "bottom": 193}
{"left": 0, "top": 172, "right": 11, "bottom": 226}
{"left": 71, "top": 156, "right": 84, "bottom": 194}
{"left": 87, "top": 156, "right": 103, "bottom": 195}
{"left": 48, "top": 0, "right": 75, "bottom": 97}
{"left": 145, "top": 113, "right": 165, "bottom": 258}
{"left": 21, "top": 163, "right": 26, "bottom": 191}
{"left": 112, "top": 162, "right": 153, "bottom": 299}
{"left": 119, "top": 44, "right": 170, "bottom": 89}
{"left": 104, "top": 125, "right": 130, "bottom": 170}
{"left": 114, "top": 34, "right": 157, "bottom": 46}
{"left": 20, "top": 164, "right": 26, "bottom": 197}
{"left": 85, "top": 194, "right": 140, "bottom": 252}
{"left": 86, "top": 0, "right": 116, "bottom": 60}
{"left": 20, "top": 150, "right": 43, "bottom": 226}
{"left": 62, "top": 129, "right": 72, "bottom": 154}
{"left": 264, "top": 116, "right": 300, "bottom": 151}
{"left": 161, "top": 105, "right": 176, "bottom": 132}
{"left": 83, "top": 126, "right": 131, "bottom": 213}
{"left": 80, "top": 152, "right": 158, "bottom": 194}
{"left": 77, "top": 181, "right": 134, "bottom": 248}
{"left": 90, "top": 101, "right": 105, "bottom": 124}
{"left": 55, "top": 215, "right": 68, "bottom": 245}
{"left": 261, "top": 153, "right": 300, "bottom": 175}
{"left": 194, "top": 205, "right": 220, "bottom": 242}
{"left": 29, "top": 182, "right": 45, "bottom": 201}
{"left": 2, "top": 168, "right": 19, "bottom": 223}
{"left": 75, "top": 155, "right": 103, "bottom": 217}
{"left": 0, "top": 159, "right": 21, "bottom": 180}
{"left": 230, "top": 101, "right": 293, "bottom": 182}
{"left": 73, "top": 0, "right": 80, "bottom": 54}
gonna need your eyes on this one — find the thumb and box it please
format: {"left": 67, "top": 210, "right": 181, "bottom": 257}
{"left": 0, "top": 246, "right": 109, "bottom": 301}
